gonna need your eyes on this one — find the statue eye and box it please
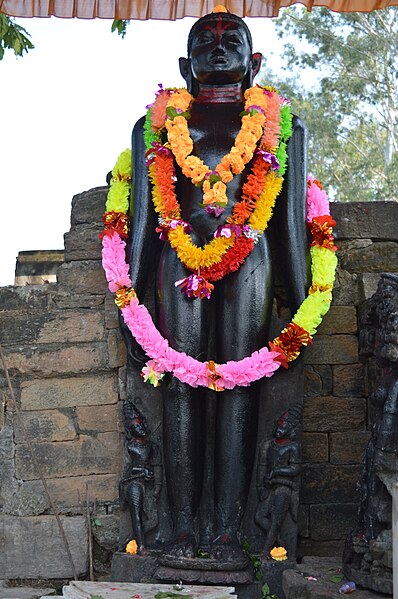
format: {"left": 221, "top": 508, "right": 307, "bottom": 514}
{"left": 224, "top": 33, "right": 242, "bottom": 45}
{"left": 196, "top": 32, "right": 214, "bottom": 45}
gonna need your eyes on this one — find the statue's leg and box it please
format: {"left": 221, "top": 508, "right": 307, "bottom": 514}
{"left": 263, "top": 487, "right": 291, "bottom": 556}
{"left": 125, "top": 481, "right": 146, "bottom": 554}
{"left": 213, "top": 238, "right": 273, "bottom": 560}
{"left": 157, "top": 247, "right": 212, "bottom": 556}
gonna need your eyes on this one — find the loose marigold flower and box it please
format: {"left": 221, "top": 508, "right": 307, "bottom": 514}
{"left": 125, "top": 539, "right": 138, "bottom": 554}
{"left": 270, "top": 546, "right": 288, "bottom": 561}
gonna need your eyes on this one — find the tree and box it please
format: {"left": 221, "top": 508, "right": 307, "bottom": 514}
{"left": 0, "top": 13, "right": 34, "bottom": 60}
{"left": 264, "top": 7, "right": 398, "bottom": 201}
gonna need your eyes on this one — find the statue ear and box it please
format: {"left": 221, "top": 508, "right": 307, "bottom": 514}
{"left": 251, "top": 53, "right": 262, "bottom": 79}
{"left": 179, "top": 57, "right": 198, "bottom": 96}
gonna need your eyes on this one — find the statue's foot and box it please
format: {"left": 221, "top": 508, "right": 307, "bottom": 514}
{"left": 167, "top": 531, "right": 197, "bottom": 559}
{"left": 210, "top": 534, "right": 248, "bottom": 566}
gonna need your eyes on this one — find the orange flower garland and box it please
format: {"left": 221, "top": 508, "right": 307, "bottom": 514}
{"left": 144, "top": 85, "right": 293, "bottom": 296}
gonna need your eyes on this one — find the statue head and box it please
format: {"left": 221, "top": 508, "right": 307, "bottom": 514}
{"left": 123, "top": 400, "right": 149, "bottom": 439}
{"left": 180, "top": 8, "right": 262, "bottom": 95}
{"left": 274, "top": 404, "right": 303, "bottom": 440}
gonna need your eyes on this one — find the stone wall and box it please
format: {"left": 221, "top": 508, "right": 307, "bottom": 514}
{"left": 299, "top": 200, "right": 398, "bottom": 557}
{"left": 0, "top": 187, "right": 397, "bottom": 578}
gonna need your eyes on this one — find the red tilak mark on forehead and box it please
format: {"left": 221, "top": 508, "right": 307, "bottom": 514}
{"left": 204, "top": 18, "right": 234, "bottom": 43}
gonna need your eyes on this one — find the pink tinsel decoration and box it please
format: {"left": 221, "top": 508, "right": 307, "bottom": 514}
{"left": 306, "top": 176, "right": 330, "bottom": 223}
{"left": 102, "top": 232, "right": 131, "bottom": 292}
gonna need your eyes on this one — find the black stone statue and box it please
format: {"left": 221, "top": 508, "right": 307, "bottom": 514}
{"left": 255, "top": 405, "right": 302, "bottom": 559}
{"left": 343, "top": 273, "right": 398, "bottom": 594}
{"left": 121, "top": 9, "right": 308, "bottom": 566}
{"left": 119, "top": 401, "right": 161, "bottom": 554}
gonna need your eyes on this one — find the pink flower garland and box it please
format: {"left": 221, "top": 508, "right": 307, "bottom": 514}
{"left": 101, "top": 178, "right": 335, "bottom": 391}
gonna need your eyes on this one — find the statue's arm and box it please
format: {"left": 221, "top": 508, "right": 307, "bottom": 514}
{"left": 119, "top": 116, "right": 159, "bottom": 366}
{"left": 272, "top": 115, "right": 309, "bottom": 315}
{"left": 128, "top": 116, "right": 158, "bottom": 296}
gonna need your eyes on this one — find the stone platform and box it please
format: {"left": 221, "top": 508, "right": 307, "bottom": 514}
{"left": 111, "top": 552, "right": 295, "bottom": 599}
{"left": 55, "top": 581, "right": 236, "bottom": 599}
{"left": 282, "top": 557, "right": 390, "bottom": 599}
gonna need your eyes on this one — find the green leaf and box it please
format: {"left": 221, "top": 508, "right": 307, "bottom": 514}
{"left": 90, "top": 595, "right": 105, "bottom": 599}
{"left": 91, "top": 518, "right": 102, "bottom": 527}
{"left": 111, "top": 19, "right": 130, "bottom": 38}
{"left": 329, "top": 575, "right": 344, "bottom": 583}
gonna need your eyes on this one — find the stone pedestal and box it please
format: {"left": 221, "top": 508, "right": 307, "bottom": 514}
{"left": 111, "top": 553, "right": 295, "bottom": 599}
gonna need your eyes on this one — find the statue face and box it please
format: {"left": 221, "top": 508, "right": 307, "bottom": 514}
{"left": 189, "top": 18, "right": 253, "bottom": 85}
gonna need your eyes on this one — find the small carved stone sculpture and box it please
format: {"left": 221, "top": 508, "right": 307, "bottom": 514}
{"left": 255, "top": 404, "right": 302, "bottom": 559}
{"left": 119, "top": 401, "right": 162, "bottom": 554}
{"left": 343, "top": 273, "right": 398, "bottom": 594}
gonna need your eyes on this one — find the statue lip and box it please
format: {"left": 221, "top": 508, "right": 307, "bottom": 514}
{"left": 209, "top": 55, "right": 228, "bottom": 65}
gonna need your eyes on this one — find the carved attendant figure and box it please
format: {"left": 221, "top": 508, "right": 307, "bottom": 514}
{"left": 119, "top": 402, "right": 161, "bottom": 554}
{"left": 255, "top": 405, "right": 302, "bottom": 558}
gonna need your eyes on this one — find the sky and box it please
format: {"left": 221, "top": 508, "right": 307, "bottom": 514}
{"left": 1, "top": 14, "right": 282, "bottom": 287}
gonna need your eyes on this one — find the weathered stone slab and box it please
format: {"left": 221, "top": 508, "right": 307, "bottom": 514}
{"left": 65, "top": 580, "right": 236, "bottom": 599}
{"left": 70, "top": 186, "right": 107, "bottom": 226}
{"left": 302, "top": 432, "right": 328, "bottom": 463}
{"left": 296, "top": 538, "right": 345, "bottom": 559}
{"left": 53, "top": 290, "right": 104, "bottom": 309}
{"left": 358, "top": 273, "right": 384, "bottom": 303}
{"left": 300, "top": 464, "right": 361, "bottom": 504}
{"left": 0, "top": 583, "right": 55, "bottom": 598}
{"left": 105, "top": 293, "right": 120, "bottom": 329}
{"left": 0, "top": 285, "right": 52, "bottom": 313}
{"left": 37, "top": 310, "right": 104, "bottom": 344}
{"left": 21, "top": 374, "right": 118, "bottom": 410}
{"left": 76, "top": 403, "right": 122, "bottom": 433}
{"left": 310, "top": 503, "right": 358, "bottom": 540}
{"left": 339, "top": 241, "right": 398, "bottom": 274}
{"left": 107, "top": 329, "right": 127, "bottom": 368}
{"left": 8, "top": 474, "right": 119, "bottom": 511}
{"left": 298, "top": 505, "right": 309, "bottom": 538}
{"left": 333, "top": 363, "right": 365, "bottom": 397}
{"left": 331, "top": 200, "right": 398, "bottom": 241}
{"left": 0, "top": 425, "right": 14, "bottom": 460}
{"left": 284, "top": 556, "right": 386, "bottom": 598}
{"left": 330, "top": 431, "right": 370, "bottom": 464}
{"left": 305, "top": 335, "right": 358, "bottom": 364}
{"left": 6, "top": 343, "right": 109, "bottom": 376}
{"left": 332, "top": 268, "right": 360, "bottom": 306}
{"left": 304, "top": 365, "right": 332, "bottom": 396}
{"left": 15, "top": 432, "right": 121, "bottom": 480}
{"left": 303, "top": 397, "right": 366, "bottom": 432}
{"left": 91, "top": 514, "right": 119, "bottom": 551}
{"left": 14, "top": 409, "right": 77, "bottom": 444}
{"left": 317, "top": 306, "right": 357, "bottom": 335}
{"left": 0, "top": 515, "right": 88, "bottom": 578}
{"left": 64, "top": 223, "right": 102, "bottom": 261}
{"left": 57, "top": 261, "right": 107, "bottom": 295}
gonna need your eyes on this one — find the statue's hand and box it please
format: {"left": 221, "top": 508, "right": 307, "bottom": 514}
{"left": 118, "top": 311, "right": 148, "bottom": 369}
{"left": 144, "top": 467, "right": 154, "bottom": 480}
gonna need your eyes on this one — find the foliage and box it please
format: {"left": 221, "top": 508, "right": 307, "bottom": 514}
{"left": 111, "top": 19, "right": 130, "bottom": 38}
{"left": 264, "top": 7, "right": 398, "bottom": 201}
{"left": 0, "top": 13, "right": 34, "bottom": 60}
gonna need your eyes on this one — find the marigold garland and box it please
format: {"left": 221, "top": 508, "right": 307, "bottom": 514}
{"left": 101, "top": 149, "right": 338, "bottom": 391}
{"left": 143, "top": 84, "right": 293, "bottom": 296}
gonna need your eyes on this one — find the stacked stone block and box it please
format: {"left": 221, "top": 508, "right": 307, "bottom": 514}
{"left": 0, "top": 188, "right": 397, "bottom": 577}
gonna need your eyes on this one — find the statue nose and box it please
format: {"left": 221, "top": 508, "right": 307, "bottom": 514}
{"left": 211, "top": 45, "right": 225, "bottom": 56}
